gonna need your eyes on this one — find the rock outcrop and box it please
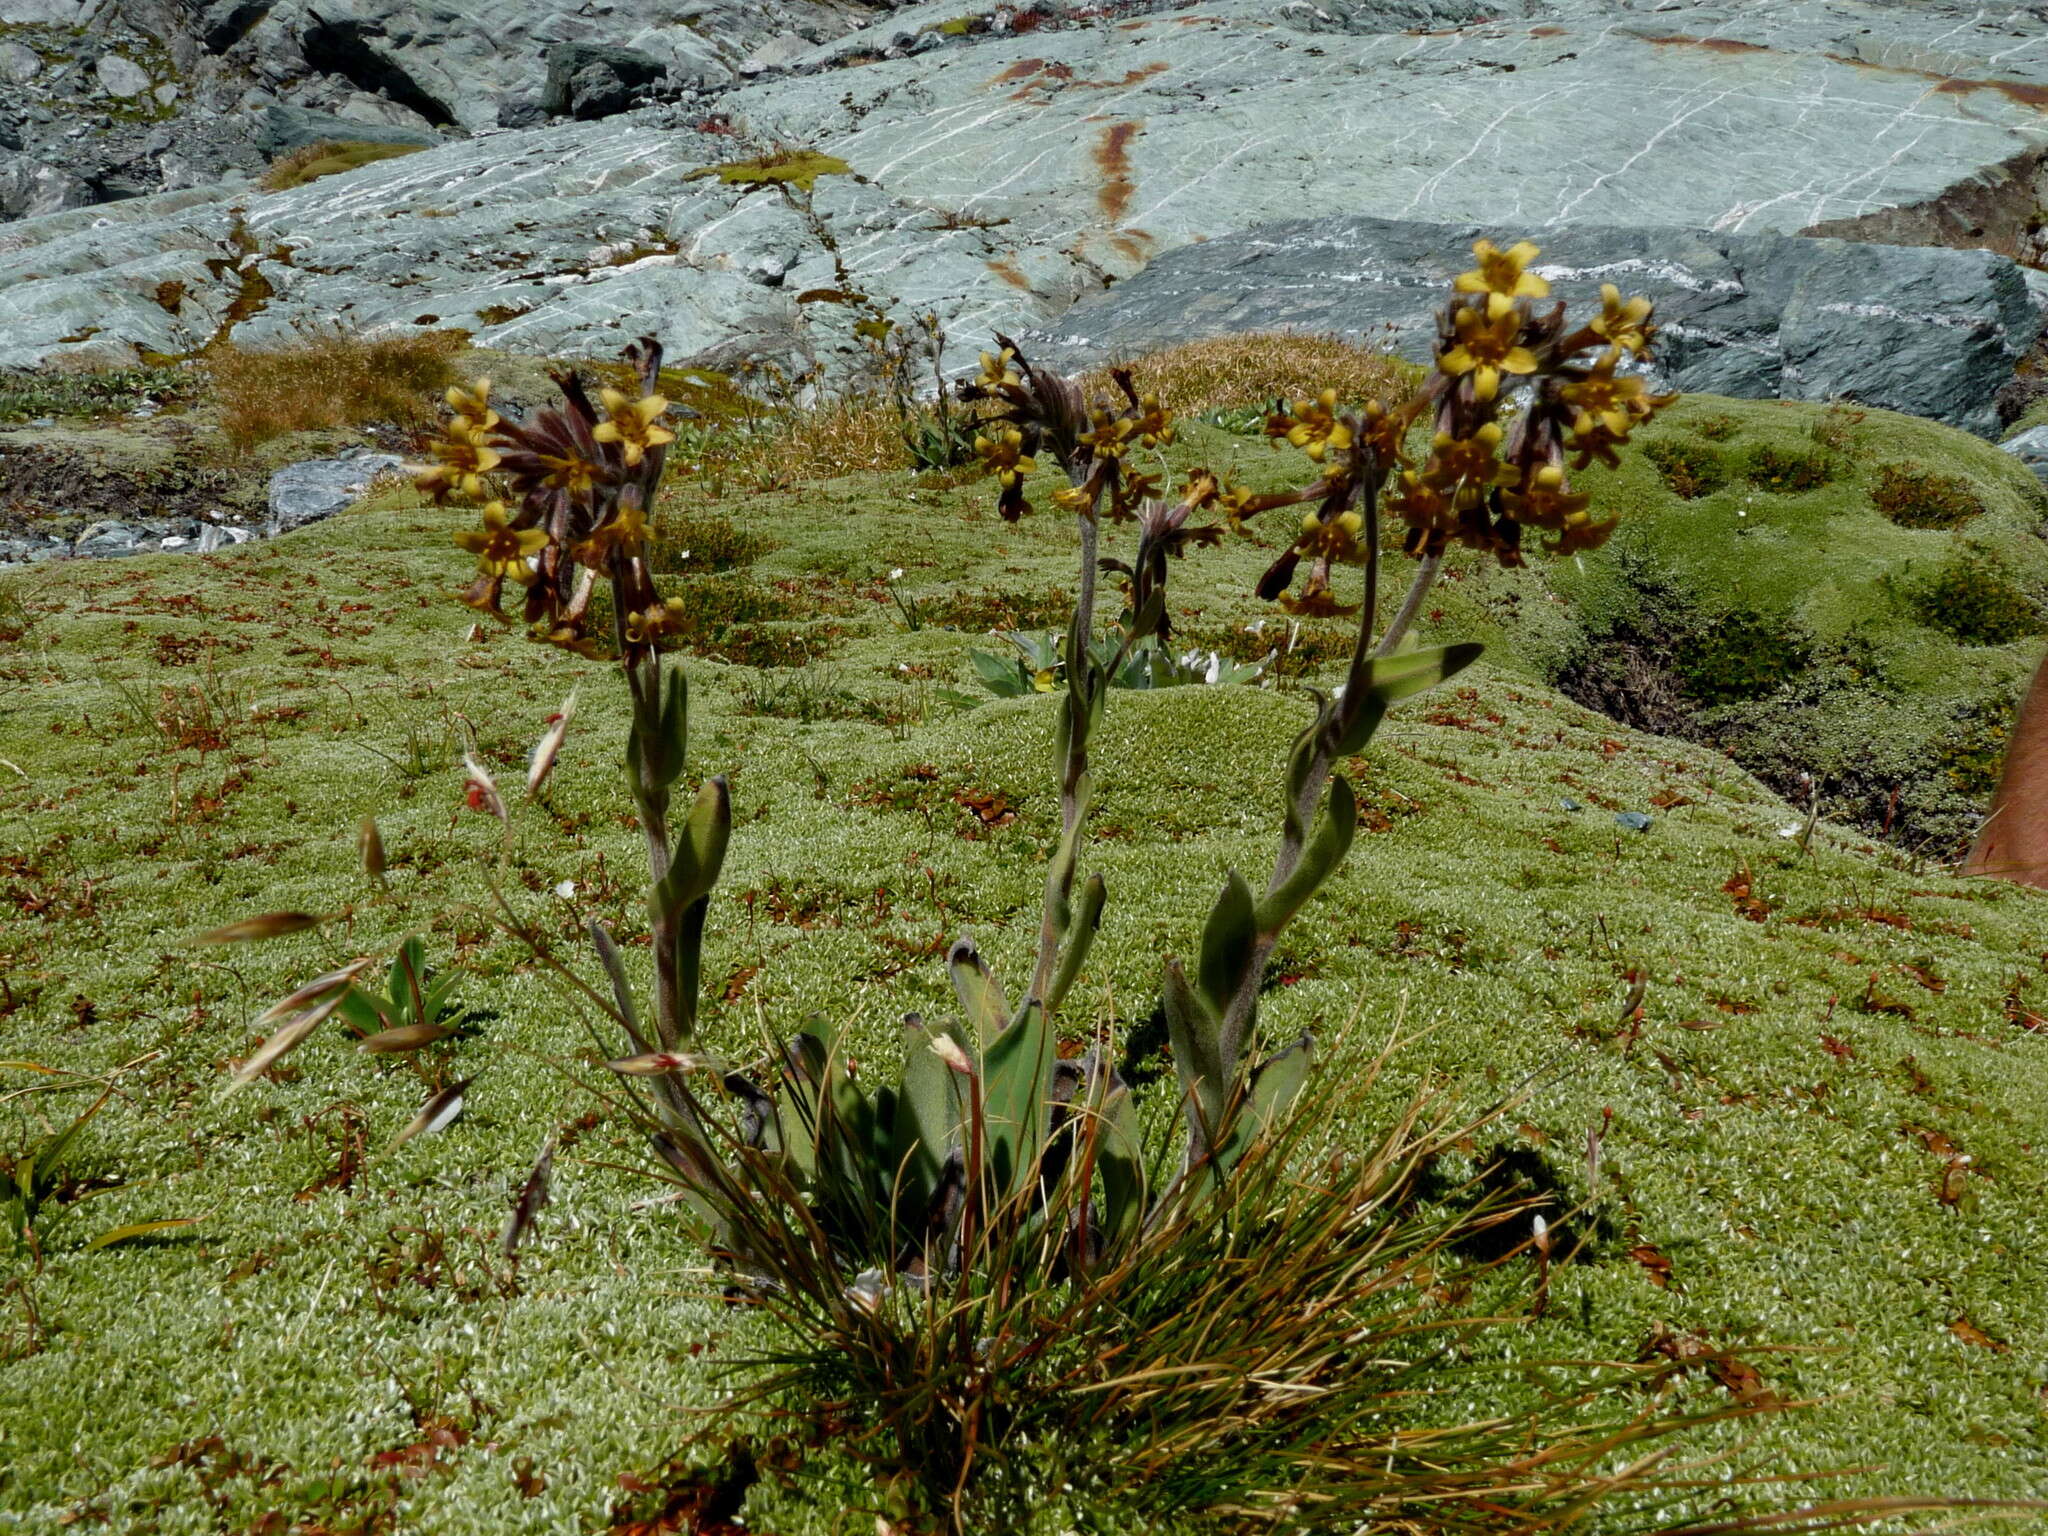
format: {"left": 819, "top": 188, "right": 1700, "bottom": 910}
{"left": 1024, "top": 218, "right": 2048, "bottom": 437}
{"left": 0, "top": 0, "right": 2044, "bottom": 410}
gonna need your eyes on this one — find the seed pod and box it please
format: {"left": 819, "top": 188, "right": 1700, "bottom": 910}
{"left": 194, "top": 912, "right": 324, "bottom": 945}
{"left": 389, "top": 1079, "right": 470, "bottom": 1150}
{"left": 356, "top": 1022, "right": 456, "bottom": 1053}
{"left": 359, "top": 817, "right": 386, "bottom": 888}
{"left": 526, "top": 691, "right": 577, "bottom": 796}
{"left": 607, "top": 1050, "right": 710, "bottom": 1076}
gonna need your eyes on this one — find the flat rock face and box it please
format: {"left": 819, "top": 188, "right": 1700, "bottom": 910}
{"left": 0, "top": 0, "right": 2044, "bottom": 390}
{"left": 267, "top": 449, "right": 404, "bottom": 533}
{"left": 1022, "top": 218, "right": 2048, "bottom": 436}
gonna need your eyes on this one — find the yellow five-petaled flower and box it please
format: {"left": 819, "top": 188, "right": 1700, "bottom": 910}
{"left": 593, "top": 388, "right": 676, "bottom": 468}
{"left": 1590, "top": 284, "right": 1655, "bottom": 354}
{"left": 445, "top": 379, "right": 499, "bottom": 433}
{"left": 974, "top": 427, "right": 1035, "bottom": 488}
{"left": 417, "top": 421, "right": 502, "bottom": 503}
{"left": 454, "top": 502, "right": 546, "bottom": 580}
{"left": 1283, "top": 389, "right": 1353, "bottom": 462}
{"left": 1454, "top": 238, "right": 1550, "bottom": 303}
{"left": 1439, "top": 298, "right": 1540, "bottom": 402}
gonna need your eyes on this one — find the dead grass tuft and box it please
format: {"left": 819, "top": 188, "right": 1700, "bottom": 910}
{"left": 1095, "top": 331, "right": 1423, "bottom": 417}
{"left": 208, "top": 328, "right": 469, "bottom": 451}
{"left": 259, "top": 140, "right": 427, "bottom": 193}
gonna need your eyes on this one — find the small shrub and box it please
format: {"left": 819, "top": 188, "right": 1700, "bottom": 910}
{"left": 1743, "top": 442, "right": 1837, "bottom": 493}
{"left": 259, "top": 140, "right": 427, "bottom": 192}
{"left": 1690, "top": 411, "right": 1740, "bottom": 441}
{"left": 682, "top": 148, "right": 852, "bottom": 192}
{"left": 1906, "top": 549, "right": 2044, "bottom": 645}
{"left": 1809, "top": 402, "right": 1866, "bottom": 452}
{"left": 0, "top": 364, "right": 192, "bottom": 423}
{"left": 208, "top": 327, "right": 467, "bottom": 449}
{"left": 1672, "top": 609, "right": 1810, "bottom": 705}
{"left": 1641, "top": 435, "right": 1728, "bottom": 500}
{"left": 923, "top": 584, "right": 1072, "bottom": 633}
{"left": 647, "top": 510, "right": 771, "bottom": 573}
{"left": 1938, "top": 695, "right": 2017, "bottom": 796}
{"left": 1871, "top": 462, "right": 1984, "bottom": 530}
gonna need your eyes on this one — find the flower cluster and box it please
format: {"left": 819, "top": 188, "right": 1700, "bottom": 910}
{"left": 414, "top": 340, "right": 680, "bottom": 656}
{"left": 972, "top": 241, "right": 1670, "bottom": 622}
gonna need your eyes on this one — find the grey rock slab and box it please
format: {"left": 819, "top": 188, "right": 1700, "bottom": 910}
{"left": 0, "top": 0, "right": 2045, "bottom": 394}
{"left": 267, "top": 449, "right": 404, "bottom": 534}
{"left": 254, "top": 103, "right": 445, "bottom": 156}
{"left": 2002, "top": 425, "right": 2048, "bottom": 487}
{"left": 94, "top": 53, "right": 153, "bottom": 100}
{"left": 1024, "top": 218, "right": 2047, "bottom": 437}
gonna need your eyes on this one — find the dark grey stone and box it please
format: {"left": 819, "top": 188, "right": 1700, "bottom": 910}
{"left": 540, "top": 44, "right": 666, "bottom": 121}
{"left": 1023, "top": 218, "right": 2047, "bottom": 438}
{"left": 253, "top": 104, "right": 443, "bottom": 158}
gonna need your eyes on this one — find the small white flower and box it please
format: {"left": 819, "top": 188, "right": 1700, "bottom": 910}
{"left": 1203, "top": 652, "right": 1222, "bottom": 686}
{"left": 889, "top": 567, "right": 905, "bottom": 581}
{"left": 554, "top": 878, "right": 576, "bottom": 899}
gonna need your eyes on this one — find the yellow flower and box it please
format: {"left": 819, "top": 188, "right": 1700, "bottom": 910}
{"left": 974, "top": 426, "right": 1035, "bottom": 487}
{"left": 1439, "top": 303, "right": 1539, "bottom": 402}
{"left": 1078, "top": 409, "right": 1135, "bottom": 461}
{"left": 416, "top": 422, "right": 502, "bottom": 503}
{"left": 453, "top": 502, "right": 546, "bottom": 581}
{"left": 1590, "top": 284, "right": 1655, "bottom": 354}
{"left": 593, "top": 388, "right": 676, "bottom": 468}
{"left": 1453, "top": 238, "right": 1549, "bottom": 302}
{"left": 534, "top": 451, "right": 602, "bottom": 498}
{"left": 977, "top": 348, "right": 1021, "bottom": 388}
{"left": 1282, "top": 389, "right": 1353, "bottom": 462}
{"left": 1294, "top": 507, "right": 1365, "bottom": 564}
{"left": 623, "top": 596, "right": 687, "bottom": 647}
{"left": 1051, "top": 483, "right": 1095, "bottom": 514}
{"left": 1129, "top": 394, "right": 1174, "bottom": 449}
{"left": 1500, "top": 463, "right": 1592, "bottom": 531}
{"left": 571, "top": 499, "right": 649, "bottom": 568}
{"left": 444, "top": 379, "right": 499, "bottom": 432}
{"left": 1424, "top": 421, "right": 1505, "bottom": 488}
{"left": 1559, "top": 349, "right": 1651, "bottom": 437}
{"left": 1031, "top": 668, "right": 1056, "bottom": 693}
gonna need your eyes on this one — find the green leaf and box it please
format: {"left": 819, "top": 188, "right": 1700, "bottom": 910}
{"left": 1089, "top": 1057, "right": 1145, "bottom": 1252}
{"left": 655, "top": 776, "right": 731, "bottom": 918}
{"left": 85, "top": 1217, "right": 202, "bottom": 1252}
{"left": 633, "top": 668, "right": 690, "bottom": 797}
{"left": 1195, "top": 871, "right": 1258, "bottom": 1026}
{"left": 948, "top": 937, "right": 1009, "bottom": 1052}
{"left": 387, "top": 936, "right": 427, "bottom": 1022}
{"left": 891, "top": 1016, "right": 966, "bottom": 1211}
{"left": 334, "top": 985, "right": 395, "bottom": 1038}
{"left": 1256, "top": 776, "right": 1358, "bottom": 937}
{"left": 982, "top": 1000, "right": 1055, "bottom": 1204}
{"left": 1162, "top": 960, "right": 1227, "bottom": 1154}
{"left": 1046, "top": 873, "right": 1107, "bottom": 1016}
{"left": 1333, "top": 643, "right": 1485, "bottom": 754}
{"left": 1215, "top": 1033, "right": 1314, "bottom": 1175}
{"left": 971, "top": 650, "right": 1031, "bottom": 697}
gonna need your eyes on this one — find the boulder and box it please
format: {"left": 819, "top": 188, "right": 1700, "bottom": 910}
{"left": 540, "top": 43, "right": 668, "bottom": 121}
{"left": 1023, "top": 219, "right": 2047, "bottom": 438}
{"left": 2002, "top": 425, "right": 2048, "bottom": 487}
{"left": 266, "top": 449, "right": 403, "bottom": 534}
{"left": 0, "top": 41, "right": 43, "bottom": 84}
{"left": 253, "top": 104, "right": 444, "bottom": 158}
{"left": 95, "top": 53, "right": 153, "bottom": 100}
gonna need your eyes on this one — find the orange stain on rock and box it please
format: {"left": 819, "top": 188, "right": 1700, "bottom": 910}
{"left": 1093, "top": 120, "right": 1141, "bottom": 224}
{"left": 986, "top": 257, "right": 1032, "bottom": 290}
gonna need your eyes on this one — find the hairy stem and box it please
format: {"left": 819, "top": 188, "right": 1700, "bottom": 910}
{"left": 1026, "top": 506, "right": 1099, "bottom": 1011}
{"left": 1373, "top": 551, "right": 1444, "bottom": 659}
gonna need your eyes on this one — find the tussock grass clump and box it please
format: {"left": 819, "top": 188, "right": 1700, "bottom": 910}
{"left": 1744, "top": 441, "right": 1838, "bottom": 493}
{"left": 1907, "top": 548, "right": 2044, "bottom": 646}
{"left": 1872, "top": 461, "right": 1984, "bottom": 529}
{"left": 258, "top": 140, "right": 427, "bottom": 192}
{"left": 1099, "top": 331, "right": 1422, "bottom": 422}
{"left": 1642, "top": 435, "right": 1729, "bottom": 500}
{"left": 208, "top": 328, "right": 468, "bottom": 449}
